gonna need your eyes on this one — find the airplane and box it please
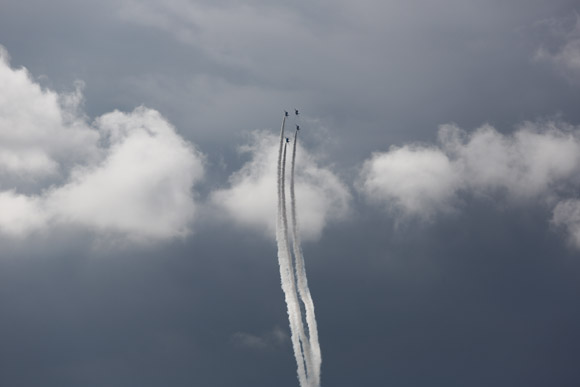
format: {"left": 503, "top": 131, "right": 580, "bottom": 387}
{"left": 294, "top": 109, "right": 299, "bottom": 115}
{"left": 284, "top": 110, "right": 289, "bottom": 117}
{"left": 296, "top": 125, "right": 300, "bottom": 131}
{"left": 286, "top": 137, "right": 290, "bottom": 143}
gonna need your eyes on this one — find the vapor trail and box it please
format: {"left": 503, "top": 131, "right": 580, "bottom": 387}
{"left": 290, "top": 128, "right": 321, "bottom": 386}
{"left": 276, "top": 116, "right": 310, "bottom": 386}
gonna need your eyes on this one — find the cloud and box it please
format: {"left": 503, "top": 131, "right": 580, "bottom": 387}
{"left": 534, "top": 14, "right": 580, "bottom": 83}
{"left": 0, "top": 191, "right": 48, "bottom": 236}
{"left": 360, "top": 146, "right": 459, "bottom": 219}
{"left": 211, "top": 131, "right": 350, "bottom": 241}
{"left": 360, "top": 121, "right": 580, "bottom": 226}
{"left": 231, "top": 327, "right": 289, "bottom": 351}
{"left": 0, "top": 47, "right": 204, "bottom": 241}
{"left": 0, "top": 49, "right": 99, "bottom": 179}
{"left": 439, "top": 122, "right": 580, "bottom": 198}
{"left": 116, "top": 0, "right": 316, "bottom": 74}
{"left": 552, "top": 199, "right": 580, "bottom": 248}
{"left": 45, "top": 108, "right": 205, "bottom": 240}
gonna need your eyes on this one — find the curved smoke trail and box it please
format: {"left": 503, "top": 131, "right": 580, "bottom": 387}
{"left": 290, "top": 128, "right": 321, "bottom": 386}
{"left": 276, "top": 116, "right": 310, "bottom": 386}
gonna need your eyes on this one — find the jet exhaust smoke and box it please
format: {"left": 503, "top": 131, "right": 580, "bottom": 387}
{"left": 290, "top": 128, "right": 321, "bottom": 386}
{"left": 277, "top": 117, "right": 308, "bottom": 386}
{"left": 276, "top": 112, "right": 321, "bottom": 387}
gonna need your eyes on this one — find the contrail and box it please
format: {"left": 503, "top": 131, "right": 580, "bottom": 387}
{"left": 276, "top": 115, "right": 310, "bottom": 386}
{"left": 290, "top": 128, "right": 321, "bottom": 386}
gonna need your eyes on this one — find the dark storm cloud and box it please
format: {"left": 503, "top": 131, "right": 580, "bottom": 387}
{"left": 111, "top": 0, "right": 580, "bottom": 157}
{"left": 1, "top": 0, "right": 580, "bottom": 386}
{"left": 3, "top": 205, "right": 580, "bottom": 387}
{"left": 2, "top": 0, "right": 578, "bottom": 161}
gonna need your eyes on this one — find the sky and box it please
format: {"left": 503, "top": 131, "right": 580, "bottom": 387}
{"left": 1, "top": 0, "right": 580, "bottom": 386}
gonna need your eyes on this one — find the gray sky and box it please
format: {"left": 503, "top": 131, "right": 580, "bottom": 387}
{"left": 1, "top": 1, "right": 580, "bottom": 386}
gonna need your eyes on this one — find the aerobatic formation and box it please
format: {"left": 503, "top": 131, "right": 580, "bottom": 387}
{"left": 276, "top": 110, "right": 321, "bottom": 387}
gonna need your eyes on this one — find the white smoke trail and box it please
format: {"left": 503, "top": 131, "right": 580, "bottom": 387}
{"left": 276, "top": 116, "right": 310, "bottom": 386}
{"left": 282, "top": 141, "right": 313, "bottom": 384}
{"left": 290, "top": 128, "right": 322, "bottom": 387}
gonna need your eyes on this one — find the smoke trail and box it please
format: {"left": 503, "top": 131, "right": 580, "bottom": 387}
{"left": 290, "top": 128, "right": 322, "bottom": 386}
{"left": 282, "top": 141, "right": 314, "bottom": 384}
{"left": 276, "top": 116, "right": 310, "bottom": 386}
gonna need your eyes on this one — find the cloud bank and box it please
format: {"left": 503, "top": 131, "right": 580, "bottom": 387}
{"left": 212, "top": 131, "right": 350, "bottom": 241}
{"left": 0, "top": 47, "right": 204, "bottom": 240}
{"left": 360, "top": 121, "right": 580, "bottom": 245}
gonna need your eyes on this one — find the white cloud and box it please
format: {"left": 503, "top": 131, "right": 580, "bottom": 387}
{"left": 0, "top": 50, "right": 99, "bottom": 178}
{"left": 0, "top": 47, "right": 204, "bottom": 241}
{"left": 440, "top": 122, "right": 580, "bottom": 197}
{"left": 46, "top": 108, "right": 204, "bottom": 240}
{"left": 0, "top": 191, "right": 48, "bottom": 237}
{"left": 360, "top": 146, "right": 459, "bottom": 218}
{"left": 360, "top": 122, "right": 580, "bottom": 222}
{"left": 211, "top": 131, "right": 350, "bottom": 241}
